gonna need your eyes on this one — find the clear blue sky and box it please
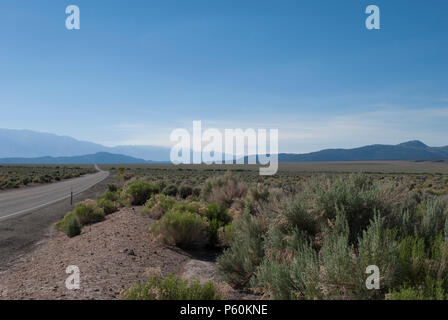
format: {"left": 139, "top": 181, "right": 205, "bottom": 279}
{"left": 0, "top": 0, "right": 447, "bottom": 153}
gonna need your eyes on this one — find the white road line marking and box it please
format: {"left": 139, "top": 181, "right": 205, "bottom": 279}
{"left": 0, "top": 170, "right": 109, "bottom": 221}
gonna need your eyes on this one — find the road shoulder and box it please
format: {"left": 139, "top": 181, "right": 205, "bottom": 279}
{"left": 0, "top": 176, "right": 112, "bottom": 272}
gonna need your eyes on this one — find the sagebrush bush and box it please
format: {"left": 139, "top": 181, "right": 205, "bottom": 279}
{"left": 72, "top": 200, "right": 105, "bottom": 226}
{"left": 163, "top": 184, "right": 178, "bottom": 197}
{"left": 150, "top": 209, "right": 208, "bottom": 248}
{"left": 419, "top": 197, "right": 448, "bottom": 241}
{"left": 64, "top": 214, "right": 82, "bottom": 238}
{"left": 217, "top": 210, "right": 268, "bottom": 287}
{"left": 97, "top": 198, "right": 118, "bottom": 215}
{"left": 389, "top": 276, "right": 447, "bottom": 300}
{"left": 56, "top": 200, "right": 105, "bottom": 236}
{"left": 202, "top": 203, "right": 232, "bottom": 247}
{"left": 125, "top": 180, "right": 160, "bottom": 205}
{"left": 123, "top": 274, "right": 222, "bottom": 300}
{"left": 101, "top": 190, "right": 120, "bottom": 202}
{"left": 179, "top": 185, "right": 193, "bottom": 199}
{"left": 107, "top": 184, "right": 118, "bottom": 192}
{"left": 141, "top": 194, "right": 176, "bottom": 219}
{"left": 313, "top": 175, "right": 397, "bottom": 244}
{"left": 202, "top": 172, "right": 247, "bottom": 209}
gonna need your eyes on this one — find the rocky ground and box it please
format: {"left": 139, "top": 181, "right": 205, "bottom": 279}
{"left": 0, "top": 206, "right": 253, "bottom": 300}
{"left": 0, "top": 176, "right": 113, "bottom": 272}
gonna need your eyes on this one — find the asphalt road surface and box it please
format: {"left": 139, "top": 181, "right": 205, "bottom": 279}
{"left": 0, "top": 165, "right": 109, "bottom": 221}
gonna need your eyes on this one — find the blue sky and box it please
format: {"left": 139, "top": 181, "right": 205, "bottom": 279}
{"left": 0, "top": 0, "right": 447, "bottom": 153}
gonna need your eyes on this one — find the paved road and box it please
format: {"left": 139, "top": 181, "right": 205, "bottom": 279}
{"left": 0, "top": 165, "right": 109, "bottom": 221}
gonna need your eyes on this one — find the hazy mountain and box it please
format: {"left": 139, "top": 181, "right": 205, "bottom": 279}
{"left": 276, "top": 141, "right": 448, "bottom": 162}
{"left": 0, "top": 129, "right": 170, "bottom": 161}
{"left": 2, "top": 129, "right": 447, "bottom": 164}
{"left": 0, "top": 152, "right": 148, "bottom": 164}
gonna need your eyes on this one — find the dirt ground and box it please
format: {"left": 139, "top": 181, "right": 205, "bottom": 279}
{"left": 0, "top": 206, "right": 253, "bottom": 300}
{"left": 0, "top": 176, "right": 113, "bottom": 272}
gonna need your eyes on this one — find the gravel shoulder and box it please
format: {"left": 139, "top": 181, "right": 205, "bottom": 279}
{"left": 0, "top": 176, "right": 112, "bottom": 272}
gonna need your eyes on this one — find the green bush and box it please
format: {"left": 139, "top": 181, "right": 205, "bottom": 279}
{"left": 314, "top": 174, "right": 398, "bottom": 244}
{"left": 150, "top": 209, "right": 208, "bottom": 248}
{"left": 179, "top": 185, "right": 193, "bottom": 199}
{"left": 101, "top": 190, "right": 120, "bottom": 202}
{"left": 65, "top": 215, "right": 82, "bottom": 238}
{"left": 193, "top": 187, "right": 201, "bottom": 197}
{"left": 123, "top": 274, "right": 222, "bottom": 300}
{"left": 202, "top": 203, "right": 232, "bottom": 246}
{"left": 217, "top": 211, "right": 268, "bottom": 288}
{"left": 73, "top": 200, "right": 105, "bottom": 226}
{"left": 57, "top": 200, "right": 105, "bottom": 231}
{"left": 172, "top": 201, "right": 201, "bottom": 214}
{"left": 389, "top": 277, "right": 447, "bottom": 300}
{"left": 419, "top": 197, "right": 447, "bottom": 240}
{"left": 126, "top": 180, "right": 160, "bottom": 205}
{"left": 163, "top": 184, "right": 178, "bottom": 197}
{"left": 254, "top": 232, "right": 320, "bottom": 299}
{"left": 107, "top": 184, "right": 118, "bottom": 192}
{"left": 97, "top": 198, "right": 118, "bottom": 215}
{"left": 141, "top": 194, "right": 176, "bottom": 219}
{"left": 202, "top": 173, "right": 247, "bottom": 209}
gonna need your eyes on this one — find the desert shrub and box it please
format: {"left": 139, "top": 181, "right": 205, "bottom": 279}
{"left": 107, "top": 184, "right": 118, "bottom": 192}
{"left": 419, "top": 197, "right": 448, "bottom": 241}
{"left": 163, "top": 184, "right": 178, "bottom": 197}
{"left": 141, "top": 194, "right": 176, "bottom": 219}
{"left": 101, "top": 190, "right": 120, "bottom": 202}
{"left": 202, "top": 173, "right": 247, "bottom": 209}
{"left": 248, "top": 184, "right": 270, "bottom": 202}
{"left": 352, "top": 214, "right": 400, "bottom": 299}
{"left": 398, "top": 236, "right": 426, "bottom": 284}
{"left": 252, "top": 209, "right": 403, "bottom": 299}
{"left": 6, "top": 181, "right": 18, "bottom": 189}
{"left": 96, "top": 198, "right": 118, "bottom": 215}
{"left": 155, "top": 180, "right": 167, "bottom": 192}
{"left": 278, "top": 197, "right": 318, "bottom": 237}
{"left": 125, "top": 180, "right": 160, "bottom": 205}
{"left": 150, "top": 210, "right": 208, "bottom": 248}
{"left": 202, "top": 203, "right": 232, "bottom": 246}
{"left": 257, "top": 238, "right": 321, "bottom": 299}
{"left": 389, "top": 276, "right": 447, "bottom": 300}
{"left": 179, "top": 185, "right": 193, "bottom": 199}
{"left": 172, "top": 201, "right": 202, "bottom": 213}
{"left": 217, "top": 211, "right": 268, "bottom": 287}
{"left": 71, "top": 200, "right": 105, "bottom": 226}
{"left": 218, "top": 224, "right": 234, "bottom": 247}
{"left": 64, "top": 214, "right": 82, "bottom": 238}
{"left": 193, "top": 187, "right": 201, "bottom": 197}
{"left": 313, "top": 174, "right": 401, "bottom": 244}
{"left": 57, "top": 200, "right": 105, "bottom": 230}
{"left": 123, "top": 274, "right": 222, "bottom": 300}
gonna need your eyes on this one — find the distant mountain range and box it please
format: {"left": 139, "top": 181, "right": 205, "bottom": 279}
{"left": 0, "top": 128, "right": 171, "bottom": 161}
{"left": 0, "top": 128, "right": 447, "bottom": 164}
{"left": 276, "top": 140, "right": 448, "bottom": 162}
{"left": 0, "top": 152, "right": 150, "bottom": 164}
